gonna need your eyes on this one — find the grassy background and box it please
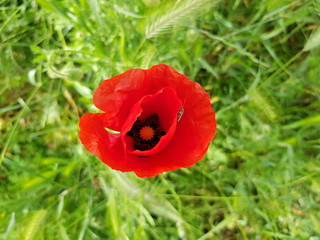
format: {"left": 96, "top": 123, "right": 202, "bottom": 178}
{"left": 1, "top": 0, "right": 320, "bottom": 239}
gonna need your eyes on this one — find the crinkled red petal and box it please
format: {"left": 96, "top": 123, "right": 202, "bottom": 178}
{"left": 79, "top": 113, "right": 128, "bottom": 171}
{"left": 93, "top": 69, "right": 147, "bottom": 131}
{"left": 121, "top": 87, "right": 181, "bottom": 157}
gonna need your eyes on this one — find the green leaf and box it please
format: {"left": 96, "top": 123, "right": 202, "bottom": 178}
{"left": 266, "top": 0, "right": 292, "bottom": 12}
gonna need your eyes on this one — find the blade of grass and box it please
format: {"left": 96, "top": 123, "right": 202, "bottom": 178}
{"left": 3, "top": 212, "right": 15, "bottom": 240}
{"left": 0, "top": 83, "right": 42, "bottom": 165}
{"left": 284, "top": 114, "right": 320, "bottom": 129}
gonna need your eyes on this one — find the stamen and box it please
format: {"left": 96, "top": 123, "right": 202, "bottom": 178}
{"left": 126, "top": 114, "right": 166, "bottom": 151}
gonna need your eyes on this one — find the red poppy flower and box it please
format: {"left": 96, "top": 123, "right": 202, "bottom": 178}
{"left": 79, "top": 64, "right": 216, "bottom": 177}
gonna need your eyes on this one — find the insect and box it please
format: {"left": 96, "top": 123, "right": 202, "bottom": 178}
{"left": 177, "top": 106, "right": 184, "bottom": 121}
{"left": 177, "top": 99, "right": 186, "bottom": 122}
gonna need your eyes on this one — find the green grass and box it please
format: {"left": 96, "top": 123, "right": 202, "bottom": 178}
{"left": 1, "top": 0, "right": 320, "bottom": 239}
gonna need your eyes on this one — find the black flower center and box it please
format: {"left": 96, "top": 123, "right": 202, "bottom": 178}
{"left": 126, "top": 114, "right": 166, "bottom": 151}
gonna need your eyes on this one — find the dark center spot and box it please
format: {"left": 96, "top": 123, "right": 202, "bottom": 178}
{"left": 126, "top": 114, "right": 166, "bottom": 151}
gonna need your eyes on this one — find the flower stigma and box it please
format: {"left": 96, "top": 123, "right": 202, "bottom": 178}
{"left": 139, "top": 126, "right": 155, "bottom": 140}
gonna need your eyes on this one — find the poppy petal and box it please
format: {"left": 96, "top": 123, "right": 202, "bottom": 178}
{"left": 93, "top": 69, "right": 147, "bottom": 131}
{"left": 79, "top": 113, "right": 129, "bottom": 171}
{"left": 121, "top": 87, "right": 181, "bottom": 157}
